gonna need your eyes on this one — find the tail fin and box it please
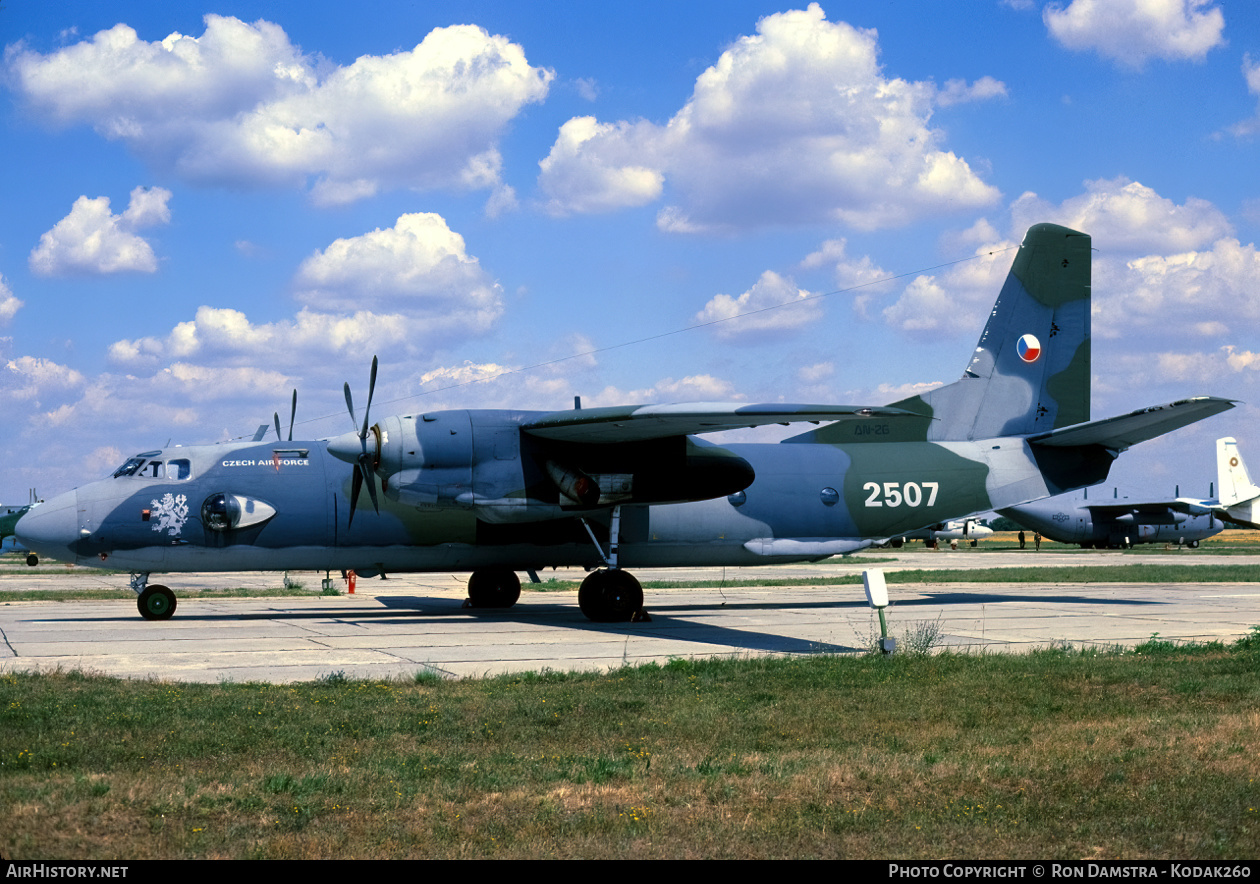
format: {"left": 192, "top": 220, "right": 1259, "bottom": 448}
{"left": 1217, "top": 437, "right": 1260, "bottom": 526}
{"left": 889, "top": 223, "right": 1092, "bottom": 441}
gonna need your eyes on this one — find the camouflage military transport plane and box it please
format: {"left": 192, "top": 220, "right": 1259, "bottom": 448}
{"left": 16, "top": 223, "right": 1234, "bottom": 622}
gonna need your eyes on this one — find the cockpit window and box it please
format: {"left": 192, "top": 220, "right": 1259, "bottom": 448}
{"left": 111, "top": 457, "right": 193, "bottom": 480}
{"left": 112, "top": 458, "right": 146, "bottom": 478}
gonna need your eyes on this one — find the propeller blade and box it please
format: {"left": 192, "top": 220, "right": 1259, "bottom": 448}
{"left": 343, "top": 382, "right": 357, "bottom": 431}
{"left": 360, "top": 457, "right": 380, "bottom": 514}
{"left": 288, "top": 389, "right": 297, "bottom": 441}
{"left": 342, "top": 356, "right": 382, "bottom": 527}
{"left": 348, "top": 466, "right": 363, "bottom": 529}
{"left": 274, "top": 412, "right": 282, "bottom": 443}
{"left": 361, "top": 355, "right": 378, "bottom": 438}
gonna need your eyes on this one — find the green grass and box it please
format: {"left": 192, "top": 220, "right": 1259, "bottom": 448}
{"left": 3, "top": 632, "right": 1259, "bottom": 859}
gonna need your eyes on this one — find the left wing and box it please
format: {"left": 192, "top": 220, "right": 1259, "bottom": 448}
{"left": 521, "top": 402, "right": 925, "bottom": 444}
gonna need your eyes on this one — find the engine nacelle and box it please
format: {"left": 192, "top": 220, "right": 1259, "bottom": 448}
{"left": 1114, "top": 510, "right": 1186, "bottom": 526}
{"left": 373, "top": 411, "right": 476, "bottom": 508}
{"left": 360, "top": 409, "right": 756, "bottom": 522}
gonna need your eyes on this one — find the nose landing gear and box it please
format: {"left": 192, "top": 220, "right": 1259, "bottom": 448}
{"left": 131, "top": 572, "right": 177, "bottom": 621}
{"left": 138, "top": 584, "right": 177, "bottom": 620}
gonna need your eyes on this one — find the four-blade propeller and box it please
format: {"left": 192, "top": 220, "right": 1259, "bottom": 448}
{"left": 338, "top": 356, "right": 380, "bottom": 528}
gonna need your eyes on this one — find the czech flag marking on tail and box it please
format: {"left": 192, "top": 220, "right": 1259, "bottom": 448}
{"left": 1016, "top": 334, "right": 1041, "bottom": 363}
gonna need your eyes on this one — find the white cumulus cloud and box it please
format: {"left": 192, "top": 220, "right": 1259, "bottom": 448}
{"left": 7, "top": 15, "right": 553, "bottom": 205}
{"left": 695, "top": 271, "right": 822, "bottom": 341}
{"left": 294, "top": 213, "right": 503, "bottom": 330}
{"left": 1227, "top": 54, "right": 1260, "bottom": 137}
{"left": 880, "top": 237, "right": 1018, "bottom": 338}
{"left": 0, "top": 276, "right": 22, "bottom": 325}
{"left": 1043, "top": 0, "right": 1226, "bottom": 68}
{"left": 2, "top": 356, "right": 86, "bottom": 403}
{"left": 538, "top": 117, "right": 665, "bottom": 215}
{"left": 110, "top": 213, "right": 503, "bottom": 371}
{"left": 538, "top": 3, "right": 1000, "bottom": 232}
{"left": 800, "top": 238, "right": 894, "bottom": 319}
{"left": 935, "top": 76, "right": 1009, "bottom": 107}
{"left": 29, "top": 187, "right": 172, "bottom": 276}
{"left": 589, "top": 375, "right": 741, "bottom": 406}
{"left": 1095, "top": 237, "right": 1260, "bottom": 340}
{"left": 1010, "top": 177, "right": 1231, "bottom": 254}
{"left": 108, "top": 305, "right": 413, "bottom": 369}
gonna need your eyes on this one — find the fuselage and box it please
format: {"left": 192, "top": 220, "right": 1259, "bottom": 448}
{"left": 16, "top": 408, "right": 1112, "bottom": 575}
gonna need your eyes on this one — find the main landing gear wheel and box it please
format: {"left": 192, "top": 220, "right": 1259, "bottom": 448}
{"left": 467, "top": 568, "right": 522, "bottom": 609}
{"left": 137, "top": 584, "right": 176, "bottom": 621}
{"left": 578, "top": 570, "right": 643, "bottom": 623}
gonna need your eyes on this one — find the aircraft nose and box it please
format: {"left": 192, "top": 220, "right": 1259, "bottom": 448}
{"left": 15, "top": 489, "right": 80, "bottom": 560}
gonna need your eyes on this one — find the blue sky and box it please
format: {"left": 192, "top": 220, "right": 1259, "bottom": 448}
{"left": 2, "top": 0, "right": 1259, "bottom": 505}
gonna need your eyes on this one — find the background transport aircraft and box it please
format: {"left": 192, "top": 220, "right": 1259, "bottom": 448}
{"left": 1, "top": 493, "right": 39, "bottom": 563}
{"left": 15, "top": 224, "right": 1233, "bottom": 622}
{"left": 999, "top": 489, "right": 1224, "bottom": 549}
{"left": 1000, "top": 437, "right": 1260, "bottom": 548}
{"left": 882, "top": 518, "right": 994, "bottom": 548}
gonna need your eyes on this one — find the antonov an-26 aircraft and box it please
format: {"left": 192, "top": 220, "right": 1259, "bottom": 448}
{"left": 16, "top": 224, "right": 1234, "bottom": 622}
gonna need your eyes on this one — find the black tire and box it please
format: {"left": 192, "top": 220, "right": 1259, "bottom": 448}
{"left": 467, "top": 568, "right": 521, "bottom": 608}
{"left": 578, "top": 570, "right": 643, "bottom": 623}
{"left": 25, "top": 553, "right": 38, "bottom": 566}
{"left": 137, "top": 584, "right": 176, "bottom": 621}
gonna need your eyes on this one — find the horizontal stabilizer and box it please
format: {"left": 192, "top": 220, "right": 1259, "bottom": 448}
{"left": 1028, "top": 397, "right": 1234, "bottom": 452}
{"left": 523, "top": 402, "right": 926, "bottom": 444}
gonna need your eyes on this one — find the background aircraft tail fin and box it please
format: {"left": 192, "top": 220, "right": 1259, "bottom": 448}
{"left": 888, "top": 223, "right": 1092, "bottom": 441}
{"left": 1218, "top": 439, "right": 1260, "bottom": 524}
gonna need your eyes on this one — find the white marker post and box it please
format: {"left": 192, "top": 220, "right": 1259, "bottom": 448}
{"left": 863, "top": 568, "right": 895, "bottom": 655}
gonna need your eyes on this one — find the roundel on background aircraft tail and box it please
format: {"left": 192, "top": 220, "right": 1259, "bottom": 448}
{"left": 1016, "top": 334, "right": 1041, "bottom": 363}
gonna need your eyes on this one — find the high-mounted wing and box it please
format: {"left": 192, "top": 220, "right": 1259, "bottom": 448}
{"left": 1079, "top": 500, "right": 1217, "bottom": 528}
{"left": 1027, "top": 397, "right": 1235, "bottom": 452}
{"left": 521, "top": 402, "right": 926, "bottom": 444}
{"left": 1084, "top": 500, "right": 1216, "bottom": 518}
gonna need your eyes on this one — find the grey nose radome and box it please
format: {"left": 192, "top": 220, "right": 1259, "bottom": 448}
{"left": 14, "top": 489, "right": 79, "bottom": 560}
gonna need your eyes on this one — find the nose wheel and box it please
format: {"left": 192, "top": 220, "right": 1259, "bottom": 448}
{"left": 137, "top": 584, "right": 176, "bottom": 621}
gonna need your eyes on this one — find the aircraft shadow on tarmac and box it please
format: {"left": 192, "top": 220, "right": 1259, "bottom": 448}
{"left": 35, "top": 590, "right": 1163, "bottom": 659}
